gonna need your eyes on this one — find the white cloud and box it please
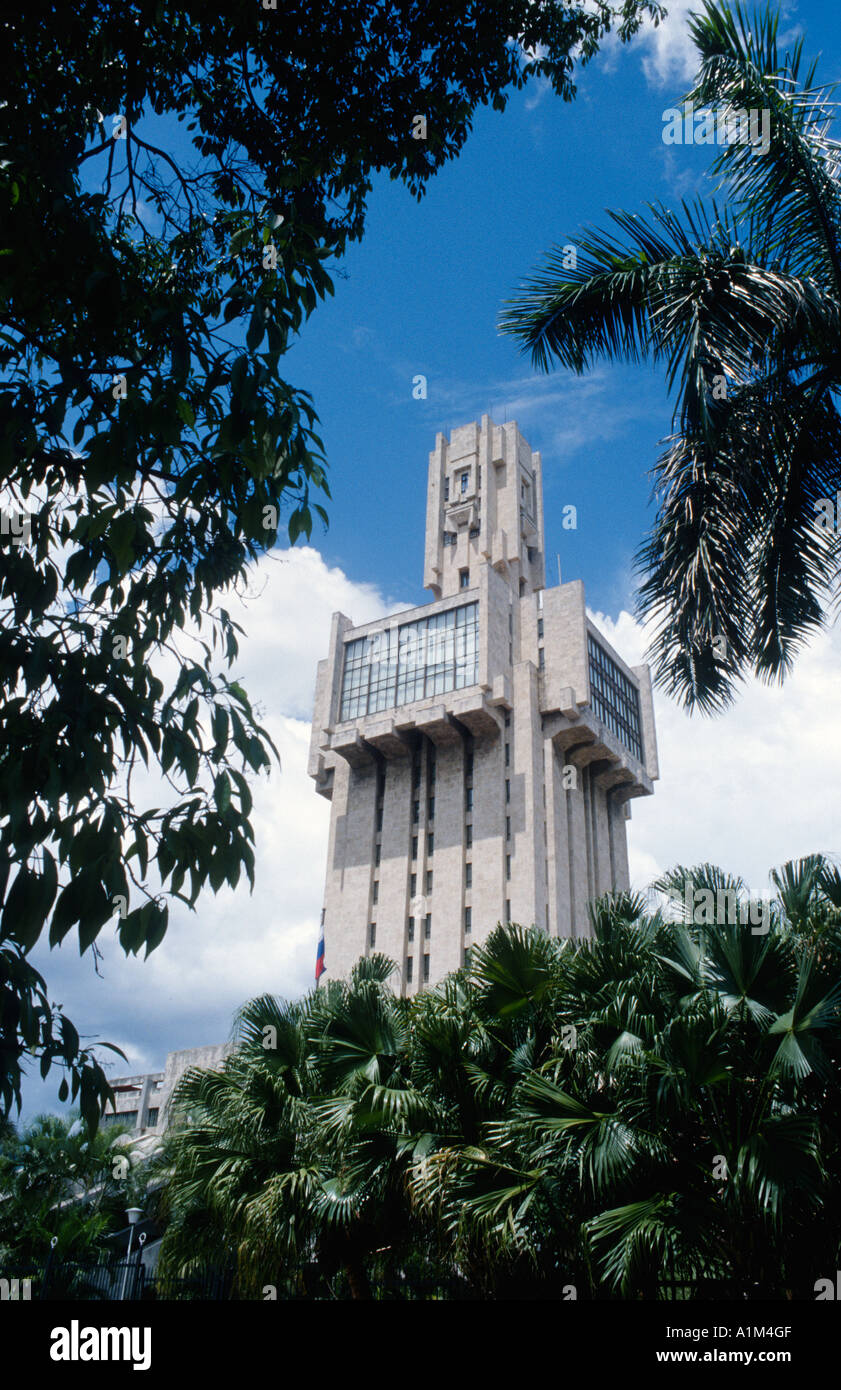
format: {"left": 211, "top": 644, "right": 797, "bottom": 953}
{"left": 422, "top": 369, "right": 666, "bottom": 460}
{"left": 629, "top": 0, "right": 804, "bottom": 94}
{"left": 21, "top": 545, "right": 841, "bottom": 1120}
{"left": 581, "top": 0, "right": 698, "bottom": 87}
{"left": 22, "top": 548, "right": 400, "bottom": 1113}
{"left": 525, "top": 76, "right": 552, "bottom": 111}
{"left": 636, "top": 0, "right": 700, "bottom": 88}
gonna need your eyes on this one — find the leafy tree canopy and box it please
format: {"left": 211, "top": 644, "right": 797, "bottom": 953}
{"left": 0, "top": 1110, "right": 154, "bottom": 1265}
{"left": 0, "top": 0, "right": 661, "bottom": 1121}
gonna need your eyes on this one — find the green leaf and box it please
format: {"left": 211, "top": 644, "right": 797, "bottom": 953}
{"left": 49, "top": 877, "right": 87, "bottom": 946}
{"left": 246, "top": 303, "right": 267, "bottom": 352}
{"left": 229, "top": 225, "right": 253, "bottom": 256}
{"left": 144, "top": 903, "right": 169, "bottom": 957}
{"left": 4, "top": 866, "right": 45, "bottom": 951}
{"left": 176, "top": 397, "right": 195, "bottom": 427}
{"left": 214, "top": 771, "right": 231, "bottom": 812}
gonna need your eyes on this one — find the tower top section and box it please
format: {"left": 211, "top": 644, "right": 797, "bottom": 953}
{"left": 424, "top": 415, "right": 545, "bottom": 601}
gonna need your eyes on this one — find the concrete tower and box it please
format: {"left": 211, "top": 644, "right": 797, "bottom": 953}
{"left": 309, "top": 416, "right": 658, "bottom": 991}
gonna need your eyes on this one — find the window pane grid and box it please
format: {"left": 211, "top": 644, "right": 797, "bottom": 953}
{"left": 340, "top": 603, "right": 478, "bottom": 720}
{"left": 587, "top": 635, "right": 643, "bottom": 761}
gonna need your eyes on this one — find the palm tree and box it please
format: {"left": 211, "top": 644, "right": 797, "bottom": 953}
{"left": 156, "top": 860, "right": 841, "bottom": 1298}
{"left": 0, "top": 1110, "right": 145, "bottom": 1264}
{"left": 410, "top": 867, "right": 841, "bottom": 1298}
{"left": 500, "top": 0, "right": 841, "bottom": 713}
{"left": 154, "top": 994, "right": 321, "bottom": 1297}
{"left": 158, "top": 959, "right": 441, "bottom": 1299}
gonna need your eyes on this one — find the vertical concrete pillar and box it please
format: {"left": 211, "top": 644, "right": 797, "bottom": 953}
{"left": 510, "top": 664, "right": 544, "bottom": 929}
{"left": 323, "top": 759, "right": 378, "bottom": 981}
{"left": 429, "top": 739, "right": 465, "bottom": 979}
{"left": 471, "top": 728, "right": 504, "bottom": 944}
{"left": 377, "top": 753, "right": 413, "bottom": 985}
{"left": 566, "top": 759, "right": 592, "bottom": 938}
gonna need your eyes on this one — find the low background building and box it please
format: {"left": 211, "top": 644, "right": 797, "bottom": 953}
{"left": 103, "top": 1042, "right": 230, "bottom": 1136}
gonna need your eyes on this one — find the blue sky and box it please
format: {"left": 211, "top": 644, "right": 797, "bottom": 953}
{"left": 283, "top": 0, "right": 841, "bottom": 615}
{"left": 18, "top": 0, "right": 841, "bottom": 1123}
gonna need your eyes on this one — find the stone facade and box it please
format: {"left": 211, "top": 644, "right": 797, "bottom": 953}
{"left": 309, "top": 416, "right": 659, "bottom": 993}
{"left": 103, "top": 1043, "right": 231, "bottom": 1135}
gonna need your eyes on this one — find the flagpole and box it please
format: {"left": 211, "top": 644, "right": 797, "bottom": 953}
{"left": 315, "top": 908, "right": 326, "bottom": 987}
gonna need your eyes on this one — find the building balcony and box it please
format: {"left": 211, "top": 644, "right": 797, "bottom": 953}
{"left": 445, "top": 498, "right": 479, "bottom": 529}
{"left": 323, "top": 686, "right": 504, "bottom": 767}
{"left": 542, "top": 702, "right": 655, "bottom": 802}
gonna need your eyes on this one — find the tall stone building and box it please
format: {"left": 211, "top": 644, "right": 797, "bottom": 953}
{"left": 309, "top": 417, "right": 658, "bottom": 991}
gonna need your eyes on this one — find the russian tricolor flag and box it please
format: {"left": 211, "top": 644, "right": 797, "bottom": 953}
{"left": 315, "top": 925, "right": 326, "bottom": 983}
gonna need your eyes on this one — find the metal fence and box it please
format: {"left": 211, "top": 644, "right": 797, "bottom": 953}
{"left": 0, "top": 1254, "right": 146, "bottom": 1301}
{"left": 0, "top": 1256, "right": 806, "bottom": 1302}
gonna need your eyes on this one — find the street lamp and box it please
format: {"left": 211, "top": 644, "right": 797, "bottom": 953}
{"left": 119, "top": 1208, "right": 144, "bottom": 1301}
